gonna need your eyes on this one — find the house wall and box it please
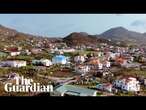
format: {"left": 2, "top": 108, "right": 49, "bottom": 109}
{"left": 1, "top": 61, "right": 26, "bottom": 67}
{"left": 105, "top": 61, "right": 111, "bottom": 68}
{"left": 74, "top": 56, "right": 85, "bottom": 63}
{"left": 10, "top": 52, "right": 20, "bottom": 56}
{"left": 42, "top": 61, "right": 52, "bottom": 66}
{"left": 98, "top": 63, "right": 103, "bottom": 69}
{"left": 113, "top": 78, "right": 140, "bottom": 92}
{"left": 13, "top": 61, "right": 26, "bottom": 67}
{"left": 75, "top": 66, "right": 90, "bottom": 74}
{"left": 33, "top": 60, "right": 52, "bottom": 66}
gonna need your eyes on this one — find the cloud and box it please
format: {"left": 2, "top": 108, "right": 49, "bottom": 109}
{"left": 131, "top": 20, "right": 146, "bottom": 27}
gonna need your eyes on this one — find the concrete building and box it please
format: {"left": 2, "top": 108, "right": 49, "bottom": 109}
{"left": 0, "top": 60, "right": 26, "bottom": 68}
{"left": 113, "top": 77, "right": 140, "bottom": 92}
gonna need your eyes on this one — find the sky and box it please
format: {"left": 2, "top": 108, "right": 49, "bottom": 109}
{"left": 0, "top": 14, "right": 146, "bottom": 37}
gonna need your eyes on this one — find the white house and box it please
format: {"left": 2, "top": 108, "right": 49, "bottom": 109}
{"left": 98, "top": 63, "right": 103, "bottom": 70}
{"left": 103, "top": 61, "right": 111, "bottom": 68}
{"left": 21, "top": 49, "right": 31, "bottom": 55}
{"left": 74, "top": 55, "right": 86, "bottom": 63}
{"left": 75, "top": 65, "right": 90, "bottom": 75}
{"left": 88, "top": 59, "right": 103, "bottom": 70}
{"left": 7, "top": 73, "right": 20, "bottom": 80}
{"left": 103, "top": 71, "right": 110, "bottom": 76}
{"left": 10, "top": 51, "right": 21, "bottom": 56}
{"left": 61, "top": 48, "right": 75, "bottom": 53}
{"left": 143, "top": 79, "right": 146, "bottom": 86}
{"left": 41, "top": 59, "right": 52, "bottom": 66}
{"left": 0, "top": 73, "right": 20, "bottom": 84}
{"left": 109, "top": 52, "right": 121, "bottom": 60}
{"left": 113, "top": 77, "right": 140, "bottom": 92}
{"left": 31, "top": 48, "right": 42, "bottom": 54}
{"left": 97, "top": 52, "right": 104, "bottom": 57}
{"left": 25, "top": 49, "right": 31, "bottom": 55}
{"left": 121, "top": 62, "right": 141, "bottom": 69}
{"left": 32, "top": 59, "right": 52, "bottom": 66}
{"left": 0, "top": 60, "right": 26, "bottom": 68}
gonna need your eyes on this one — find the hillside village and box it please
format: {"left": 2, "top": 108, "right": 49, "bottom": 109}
{"left": 0, "top": 25, "right": 146, "bottom": 96}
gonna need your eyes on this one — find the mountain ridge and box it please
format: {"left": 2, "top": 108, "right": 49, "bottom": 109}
{"left": 100, "top": 26, "right": 146, "bottom": 46}
{"left": 0, "top": 24, "right": 146, "bottom": 47}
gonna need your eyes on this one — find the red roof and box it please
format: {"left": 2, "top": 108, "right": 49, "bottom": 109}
{"left": 7, "top": 47, "right": 18, "bottom": 52}
{"left": 119, "top": 76, "right": 137, "bottom": 83}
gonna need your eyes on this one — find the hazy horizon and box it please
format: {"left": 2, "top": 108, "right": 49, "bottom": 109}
{"left": 0, "top": 14, "right": 146, "bottom": 37}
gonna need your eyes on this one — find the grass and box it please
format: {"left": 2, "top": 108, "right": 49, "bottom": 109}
{"left": 14, "top": 55, "right": 34, "bottom": 61}
{"left": 71, "top": 50, "right": 97, "bottom": 56}
{"left": 122, "top": 68, "right": 146, "bottom": 77}
{"left": 115, "top": 91, "right": 135, "bottom": 96}
{"left": 0, "top": 67, "right": 12, "bottom": 75}
{"left": 96, "top": 92, "right": 103, "bottom": 96}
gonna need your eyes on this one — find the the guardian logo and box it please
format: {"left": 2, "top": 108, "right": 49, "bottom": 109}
{"left": 4, "top": 76, "right": 53, "bottom": 93}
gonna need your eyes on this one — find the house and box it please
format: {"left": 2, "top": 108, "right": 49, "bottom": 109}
{"left": 97, "top": 63, "right": 103, "bottom": 70}
{"left": 115, "top": 56, "right": 127, "bottom": 66}
{"left": 10, "top": 51, "right": 21, "bottom": 56}
{"left": 21, "top": 49, "right": 31, "bottom": 55}
{"left": 7, "top": 73, "right": 20, "bottom": 80}
{"left": 74, "top": 65, "right": 90, "bottom": 75}
{"left": 74, "top": 55, "right": 86, "bottom": 63}
{"left": 141, "top": 56, "right": 146, "bottom": 63}
{"left": 52, "top": 55, "right": 67, "bottom": 64}
{"left": 5, "top": 47, "right": 21, "bottom": 56}
{"left": 97, "top": 52, "right": 104, "bottom": 57}
{"left": 121, "top": 61, "right": 141, "bottom": 69}
{"left": 5, "top": 47, "right": 18, "bottom": 51}
{"left": 54, "top": 84, "right": 97, "bottom": 96}
{"left": 40, "top": 59, "right": 52, "bottom": 66}
{"left": 124, "top": 55, "right": 134, "bottom": 62}
{"left": 103, "top": 61, "right": 111, "bottom": 68}
{"left": 31, "top": 48, "right": 42, "bottom": 54}
{"left": 140, "top": 65, "right": 146, "bottom": 70}
{"left": 94, "top": 70, "right": 110, "bottom": 77}
{"left": 0, "top": 73, "right": 20, "bottom": 84}
{"left": 143, "top": 79, "right": 146, "bottom": 87}
{"left": 109, "top": 52, "right": 121, "bottom": 60}
{"left": 0, "top": 60, "right": 26, "bottom": 68}
{"left": 96, "top": 83, "right": 113, "bottom": 92}
{"left": 88, "top": 59, "right": 103, "bottom": 70}
{"left": 50, "top": 47, "right": 59, "bottom": 54}
{"left": 113, "top": 77, "right": 140, "bottom": 92}
{"left": 32, "top": 59, "right": 52, "bottom": 66}
{"left": 61, "top": 48, "right": 75, "bottom": 53}
{"left": 102, "top": 71, "right": 110, "bottom": 76}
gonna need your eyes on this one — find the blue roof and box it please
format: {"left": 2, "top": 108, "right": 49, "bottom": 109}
{"left": 54, "top": 55, "right": 66, "bottom": 60}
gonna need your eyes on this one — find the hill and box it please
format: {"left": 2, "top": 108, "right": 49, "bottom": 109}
{"left": 63, "top": 32, "right": 115, "bottom": 47}
{"left": 100, "top": 27, "right": 146, "bottom": 46}
{"left": 0, "top": 24, "right": 146, "bottom": 49}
